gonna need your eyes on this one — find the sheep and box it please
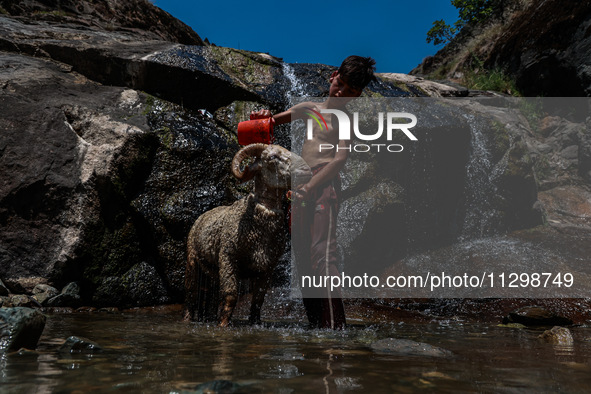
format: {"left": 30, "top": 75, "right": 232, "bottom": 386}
{"left": 184, "top": 143, "right": 312, "bottom": 326}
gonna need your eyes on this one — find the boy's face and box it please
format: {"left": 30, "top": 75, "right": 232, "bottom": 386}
{"left": 329, "top": 71, "right": 362, "bottom": 99}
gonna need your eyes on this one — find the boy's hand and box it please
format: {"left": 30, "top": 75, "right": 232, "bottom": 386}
{"left": 251, "top": 109, "right": 273, "bottom": 119}
{"left": 294, "top": 184, "right": 310, "bottom": 201}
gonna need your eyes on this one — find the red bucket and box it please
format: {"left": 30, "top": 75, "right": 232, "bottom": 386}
{"left": 237, "top": 117, "right": 274, "bottom": 145}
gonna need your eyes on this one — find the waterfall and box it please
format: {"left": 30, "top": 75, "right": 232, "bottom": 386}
{"left": 282, "top": 63, "right": 306, "bottom": 107}
{"left": 281, "top": 62, "right": 309, "bottom": 155}
{"left": 459, "top": 113, "right": 506, "bottom": 241}
{"left": 282, "top": 62, "right": 306, "bottom": 300}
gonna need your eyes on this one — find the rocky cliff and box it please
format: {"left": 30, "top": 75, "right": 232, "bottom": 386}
{"left": 412, "top": 0, "right": 591, "bottom": 97}
{"left": 0, "top": 0, "right": 589, "bottom": 313}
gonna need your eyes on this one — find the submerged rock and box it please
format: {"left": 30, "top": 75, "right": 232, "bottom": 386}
{"left": 0, "top": 307, "right": 47, "bottom": 352}
{"left": 189, "top": 380, "right": 245, "bottom": 394}
{"left": 58, "top": 336, "right": 102, "bottom": 354}
{"left": 370, "top": 338, "right": 453, "bottom": 358}
{"left": 539, "top": 326, "right": 574, "bottom": 346}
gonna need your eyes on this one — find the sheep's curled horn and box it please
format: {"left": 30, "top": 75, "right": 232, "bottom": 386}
{"left": 231, "top": 143, "right": 268, "bottom": 181}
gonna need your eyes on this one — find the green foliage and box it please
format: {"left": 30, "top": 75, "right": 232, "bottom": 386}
{"left": 426, "top": 0, "right": 502, "bottom": 45}
{"left": 453, "top": 0, "right": 497, "bottom": 27}
{"left": 464, "top": 68, "right": 520, "bottom": 95}
{"left": 426, "top": 19, "right": 459, "bottom": 46}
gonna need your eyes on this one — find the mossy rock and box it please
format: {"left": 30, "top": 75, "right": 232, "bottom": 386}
{"left": 205, "top": 47, "right": 281, "bottom": 90}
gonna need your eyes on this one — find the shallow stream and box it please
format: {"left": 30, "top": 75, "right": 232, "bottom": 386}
{"left": 3, "top": 309, "right": 591, "bottom": 393}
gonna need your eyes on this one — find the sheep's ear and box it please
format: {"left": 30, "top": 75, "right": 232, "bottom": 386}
{"left": 237, "top": 161, "right": 261, "bottom": 183}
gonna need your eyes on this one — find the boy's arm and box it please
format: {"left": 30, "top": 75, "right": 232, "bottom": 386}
{"left": 296, "top": 139, "right": 348, "bottom": 198}
{"left": 251, "top": 103, "right": 348, "bottom": 197}
{"left": 251, "top": 102, "right": 309, "bottom": 126}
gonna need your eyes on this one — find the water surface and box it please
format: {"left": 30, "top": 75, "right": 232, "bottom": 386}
{"left": 3, "top": 310, "right": 591, "bottom": 393}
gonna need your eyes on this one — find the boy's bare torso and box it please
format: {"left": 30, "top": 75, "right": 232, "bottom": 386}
{"left": 297, "top": 101, "right": 343, "bottom": 169}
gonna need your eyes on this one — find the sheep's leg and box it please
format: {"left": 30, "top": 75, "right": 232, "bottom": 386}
{"left": 218, "top": 258, "right": 238, "bottom": 327}
{"left": 197, "top": 266, "right": 212, "bottom": 322}
{"left": 249, "top": 274, "right": 270, "bottom": 325}
{"left": 183, "top": 249, "right": 199, "bottom": 321}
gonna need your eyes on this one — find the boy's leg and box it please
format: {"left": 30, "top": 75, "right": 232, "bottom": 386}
{"left": 292, "top": 196, "right": 320, "bottom": 327}
{"left": 310, "top": 183, "right": 346, "bottom": 329}
{"left": 302, "top": 298, "right": 321, "bottom": 328}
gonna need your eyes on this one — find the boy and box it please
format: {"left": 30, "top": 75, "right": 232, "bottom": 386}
{"left": 253, "top": 55, "right": 376, "bottom": 329}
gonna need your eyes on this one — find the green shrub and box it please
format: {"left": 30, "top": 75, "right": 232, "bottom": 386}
{"left": 426, "top": 0, "right": 503, "bottom": 45}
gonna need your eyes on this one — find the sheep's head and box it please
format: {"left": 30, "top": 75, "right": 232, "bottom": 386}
{"left": 232, "top": 144, "right": 311, "bottom": 191}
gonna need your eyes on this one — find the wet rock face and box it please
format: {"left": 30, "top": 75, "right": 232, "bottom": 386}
{"left": 338, "top": 97, "right": 549, "bottom": 277}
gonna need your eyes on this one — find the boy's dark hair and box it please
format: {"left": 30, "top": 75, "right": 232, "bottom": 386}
{"left": 338, "top": 55, "right": 377, "bottom": 91}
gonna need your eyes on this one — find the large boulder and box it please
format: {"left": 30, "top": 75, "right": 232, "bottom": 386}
{"left": 0, "top": 307, "right": 46, "bottom": 352}
{"left": 0, "top": 14, "right": 264, "bottom": 113}
{"left": 0, "top": 52, "right": 153, "bottom": 292}
{"left": 0, "top": 0, "right": 205, "bottom": 45}
{"left": 0, "top": 51, "right": 238, "bottom": 302}
{"left": 92, "top": 262, "right": 171, "bottom": 307}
